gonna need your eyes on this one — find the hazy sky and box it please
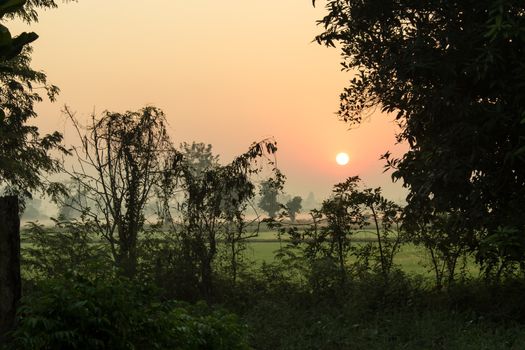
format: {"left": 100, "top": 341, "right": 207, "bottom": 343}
{"left": 11, "top": 0, "right": 407, "bottom": 201}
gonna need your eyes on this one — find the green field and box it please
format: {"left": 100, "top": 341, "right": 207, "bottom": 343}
{"left": 245, "top": 241, "right": 429, "bottom": 274}
{"left": 245, "top": 230, "right": 425, "bottom": 274}
{"left": 243, "top": 230, "right": 481, "bottom": 277}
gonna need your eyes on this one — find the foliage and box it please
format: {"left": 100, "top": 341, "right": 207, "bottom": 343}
{"left": 0, "top": 46, "right": 66, "bottom": 197}
{"left": 258, "top": 177, "right": 282, "bottom": 219}
{"left": 268, "top": 177, "right": 403, "bottom": 294}
{"left": 354, "top": 185, "right": 404, "bottom": 279}
{"left": 164, "top": 139, "right": 280, "bottom": 301}
{"left": 21, "top": 219, "right": 112, "bottom": 281}
{"left": 62, "top": 106, "right": 173, "bottom": 277}
{"left": 154, "top": 141, "right": 220, "bottom": 226}
{"left": 285, "top": 195, "right": 302, "bottom": 223}
{"left": 218, "top": 205, "right": 259, "bottom": 285}
{"left": 0, "top": 1, "right": 38, "bottom": 61}
{"left": 478, "top": 226, "right": 525, "bottom": 281}
{"left": 179, "top": 141, "right": 220, "bottom": 178}
{"left": 3, "top": 0, "right": 76, "bottom": 24}
{"left": 136, "top": 229, "right": 201, "bottom": 301}
{"left": 0, "top": 0, "right": 76, "bottom": 198}
{"left": 246, "top": 302, "right": 525, "bottom": 350}
{"left": 409, "top": 212, "right": 473, "bottom": 289}
{"left": 238, "top": 270, "right": 525, "bottom": 350}
{"left": 315, "top": 0, "right": 525, "bottom": 274}
{"left": 6, "top": 276, "right": 250, "bottom": 350}
{"left": 300, "top": 177, "right": 402, "bottom": 284}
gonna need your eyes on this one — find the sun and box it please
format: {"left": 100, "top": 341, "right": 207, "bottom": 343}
{"left": 336, "top": 152, "right": 349, "bottom": 166}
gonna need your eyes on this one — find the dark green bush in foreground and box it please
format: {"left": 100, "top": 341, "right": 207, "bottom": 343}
{"left": 6, "top": 276, "right": 250, "bottom": 350}
{"left": 237, "top": 271, "right": 525, "bottom": 350}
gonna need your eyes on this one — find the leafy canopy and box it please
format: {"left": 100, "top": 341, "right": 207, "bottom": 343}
{"left": 0, "top": 0, "right": 73, "bottom": 197}
{"left": 315, "top": 0, "right": 525, "bottom": 265}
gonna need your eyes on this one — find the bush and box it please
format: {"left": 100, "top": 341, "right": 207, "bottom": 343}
{"left": 21, "top": 220, "right": 113, "bottom": 281}
{"left": 6, "top": 276, "right": 250, "bottom": 350}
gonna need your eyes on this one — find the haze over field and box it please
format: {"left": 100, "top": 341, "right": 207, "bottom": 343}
{"left": 11, "top": 0, "right": 407, "bottom": 202}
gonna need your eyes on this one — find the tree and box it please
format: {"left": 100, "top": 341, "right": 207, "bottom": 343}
{"left": 21, "top": 197, "right": 42, "bottom": 220}
{"left": 0, "top": 0, "right": 74, "bottom": 339}
{"left": 258, "top": 178, "right": 282, "bottom": 219}
{"left": 62, "top": 106, "right": 173, "bottom": 277}
{"left": 278, "top": 177, "right": 366, "bottom": 286}
{"left": 286, "top": 196, "right": 302, "bottom": 223}
{"left": 354, "top": 186, "right": 403, "bottom": 280}
{"left": 0, "top": 1, "right": 69, "bottom": 198}
{"left": 315, "top": 0, "right": 525, "bottom": 271}
{"left": 0, "top": 196, "right": 20, "bottom": 342}
{"left": 56, "top": 179, "right": 88, "bottom": 220}
{"left": 303, "top": 191, "right": 319, "bottom": 211}
{"left": 153, "top": 141, "right": 220, "bottom": 228}
{"left": 179, "top": 141, "right": 220, "bottom": 178}
{"left": 278, "top": 177, "right": 402, "bottom": 289}
{"left": 168, "top": 139, "right": 279, "bottom": 300}
{"left": 0, "top": 1, "right": 38, "bottom": 61}
{"left": 3, "top": 1, "right": 76, "bottom": 24}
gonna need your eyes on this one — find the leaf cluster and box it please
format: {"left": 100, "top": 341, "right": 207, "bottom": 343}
{"left": 6, "top": 276, "right": 250, "bottom": 349}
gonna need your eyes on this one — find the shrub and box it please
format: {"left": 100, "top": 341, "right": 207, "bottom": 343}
{"left": 6, "top": 276, "right": 250, "bottom": 350}
{"left": 21, "top": 220, "right": 112, "bottom": 281}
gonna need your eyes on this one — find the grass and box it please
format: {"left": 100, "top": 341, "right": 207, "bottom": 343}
{"left": 245, "top": 230, "right": 481, "bottom": 277}
{"left": 244, "top": 301, "right": 525, "bottom": 350}
{"left": 246, "top": 241, "right": 432, "bottom": 275}
{"left": 247, "top": 229, "right": 426, "bottom": 271}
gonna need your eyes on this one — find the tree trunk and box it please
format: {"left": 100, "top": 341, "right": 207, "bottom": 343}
{"left": 0, "top": 196, "right": 21, "bottom": 341}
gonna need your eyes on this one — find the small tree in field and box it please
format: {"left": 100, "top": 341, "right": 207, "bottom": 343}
{"left": 283, "top": 177, "right": 403, "bottom": 288}
{"left": 354, "top": 186, "right": 403, "bottom": 279}
{"left": 286, "top": 196, "right": 302, "bottom": 223}
{"left": 408, "top": 212, "right": 471, "bottom": 289}
{"left": 180, "top": 141, "right": 279, "bottom": 300}
{"left": 62, "top": 106, "right": 173, "bottom": 277}
{"left": 321, "top": 177, "right": 365, "bottom": 284}
{"left": 258, "top": 178, "right": 282, "bottom": 219}
{"left": 179, "top": 141, "right": 220, "bottom": 177}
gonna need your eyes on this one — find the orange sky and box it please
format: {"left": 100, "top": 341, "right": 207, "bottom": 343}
{"left": 11, "top": 0, "right": 407, "bottom": 201}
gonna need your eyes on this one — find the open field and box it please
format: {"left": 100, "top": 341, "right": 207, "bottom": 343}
{"left": 246, "top": 241, "right": 431, "bottom": 275}
{"left": 243, "top": 230, "right": 479, "bottom": 277}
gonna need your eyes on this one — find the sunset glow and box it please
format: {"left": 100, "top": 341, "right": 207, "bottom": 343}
{"left": 9, "top": 0, "right": 407, "bottom": 201}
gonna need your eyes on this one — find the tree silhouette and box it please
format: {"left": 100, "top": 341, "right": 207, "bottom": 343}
{"left": 315, "top": 0, "right": 525, "bottom": 272}
{"left": 0, "top": 1, "right": 70, "bottom": 197}
{"left": 286, "top": 196, "right": 302, "bottom": 223}
{"left": 63, "top": 107, "right": 173, "bottom": 277}
{"left": 258, "top": 179, "right": 281, "bottom": 219}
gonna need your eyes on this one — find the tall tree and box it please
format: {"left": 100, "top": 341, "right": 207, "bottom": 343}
{"left": 160, "top": 139, "right": 279, "bottom": 300}
{"left": 0, "top": 0, "right": 73, "bottom": 339}
{"left": 0, "top": 0, "right": 71, "bottom": 197}
{"left": 315, "top": 0, "right": 525, "bottom": 271}
{"left": 0, "top": 196, "right": 20, "bottom": 341}
{"left": 63, "top": 107, "right": 173, "bottom": 277}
